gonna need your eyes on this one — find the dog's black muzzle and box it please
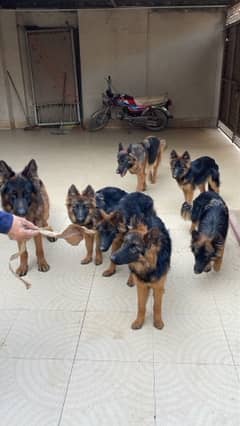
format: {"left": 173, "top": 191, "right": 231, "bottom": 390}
{"left": 13, "top": 199, "right": 29, "bottom": 217}
{"left": 194, "top": 262, "right": 211, "bottom": 274}
{"left": 73, "top": 206, "right": 88, "bottom": 224}
{"left": 100, "top": 238, "right": 114, "bottom": 252}
{"left": 116, "top": 165, "right": 128, "bottom": 177}
{"left": 111, "top": 247, "right": 139, "bottom": 265}
{"left": 110, "top": 252, "right": 126, "bottom": 265}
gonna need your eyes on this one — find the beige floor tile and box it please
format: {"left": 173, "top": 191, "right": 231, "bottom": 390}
{"left": 0, "top": 310, "right": 83, "bottom": 359}
{"left": 0, "top": 358, "right": 71, "bottom": 426}
{"left": 76, "top": 311, "right": 153, "bottom": 362}
{"left": 153, "top": 311, "right": 233, "bottom": 365}
{"left": 61, "top": 360, "right": 155, "bottom": 426}
{"left": 0, "top": 310, "right": 19, "bottom": 346}
{"left": 155, "top": 364, "right": 240, "bottom": 426}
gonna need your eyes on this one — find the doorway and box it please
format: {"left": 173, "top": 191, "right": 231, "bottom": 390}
{"left": 26, "top": 27, "right": 81, "bottom": 126}
{"left": 219, "top": 22, "right": 240, "bottom": 147}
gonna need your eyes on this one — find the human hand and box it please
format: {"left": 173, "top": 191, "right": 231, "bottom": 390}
{"left": 8, "top": 216, "right": 40, "bottom": 241}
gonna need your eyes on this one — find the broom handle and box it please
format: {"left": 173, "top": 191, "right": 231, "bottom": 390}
{"left": 60, "top": 72, "right": 67, "bottom": 127}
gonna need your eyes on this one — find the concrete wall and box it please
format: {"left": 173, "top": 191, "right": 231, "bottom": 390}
{"left": 78, "top": 8, "right": 225, "bottom": 127}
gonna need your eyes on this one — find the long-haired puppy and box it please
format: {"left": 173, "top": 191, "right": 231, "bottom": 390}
{"left": 170, "top": 150, "right": 220, "bottom": 219}
{"left": 111, "top": 214, "right": 171, "bottom": 330}
{"left": 117, "top": 136, "right": 166, "bottom": 191}
{"left": 95, "top": 191, "right": 156, "bottom": 278}
{"left": 0, "top": 159, "right": 53, "bottom": 276}
{"left": 66, "top": 184, "right": 126, "bottom": 265}
{"left": 190, "top": 191, "right": 229, "bottom": 274}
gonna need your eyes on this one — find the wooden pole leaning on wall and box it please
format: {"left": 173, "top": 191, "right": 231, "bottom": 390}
{"left": 6, "top": 69, "right": 36, "bottom": 130}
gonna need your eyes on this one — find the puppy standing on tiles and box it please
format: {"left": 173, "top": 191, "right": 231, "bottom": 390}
{"left": 170, "top": 150, "right": 220, "bottom": 219}
{"left": 116, "top": 136, "right": 166, "bottom": 191}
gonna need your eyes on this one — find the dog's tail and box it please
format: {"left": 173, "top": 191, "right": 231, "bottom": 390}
{"left": 208, "top": 166, "right": 220, "bottom": 191}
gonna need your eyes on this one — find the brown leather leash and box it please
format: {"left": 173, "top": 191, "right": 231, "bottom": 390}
{"left": 9, "top": 224, "right": 96, "bottom": 290}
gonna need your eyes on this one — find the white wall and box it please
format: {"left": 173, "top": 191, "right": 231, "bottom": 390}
{"left": 78, "top": 8, "right": 225, "bottom": 127}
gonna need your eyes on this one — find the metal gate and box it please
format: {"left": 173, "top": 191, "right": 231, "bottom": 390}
{"left": 219, "top": 22, "right": 240, "bottom": 147}
{"left": 26, "top": 28, "right": 81, "bottom": 126}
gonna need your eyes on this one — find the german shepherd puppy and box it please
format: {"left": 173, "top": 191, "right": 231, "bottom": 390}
{"left": 116, "top": 136, "right": 166, "bottom": 191}
{"left": 111, "top": 215, "right": 171, "bottom": 330}
{"left": 66, "top": 185, "right": 127, "bottom": 265}
{"left": 170, "top": 150, "right": 220, "bottom": 220}
{"left": 95, "top": 192, "right": 156, "bottom": 278}
{"left": 0, "top": 159, "right": 53, "bottom": 276}
{"left": 190, "top": 191, "right": 229, "bottom": 274}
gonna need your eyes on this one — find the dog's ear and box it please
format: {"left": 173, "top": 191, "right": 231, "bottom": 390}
{"left": 82, "top": 185, "right": 95, "bottom": 199}
{"left": 182, "top": 151, "right": 191, "bottom": 162}
{"left": 128, "top": 153, "right": 137, "bottom": 161}
{"left": 130, "top": 214, "right": 144, "bottom": 229}
{"left": 93, "top": 209, "right": 103, "bottom": 223}
{"left": 98, "top": 209, "right": 109, "bottom": 221}
{"left": 170, "top": 150, "right": 178, "bottom": 160}
{"left": 127, "top": 144, "right": 133, "bottom": 154}
{"left": 109, "top": 210, "right": 124, "bottom": 225}
{"left": 118, "top": 143, "right": 124, "bottom": 152}
{"left": 144, "top": 227, "right": 161, "bottom": 249}
{"left": 0, "top": 160, "right": 15, "bottom": 186}
{"left": 68, "top": 184, "right": 80, "bottom": 197}
{"left": 22, "top": 159, "right": 38, "bottom": 179}
{"left": 191, "top": 229, "right": 199, "bottom": 242}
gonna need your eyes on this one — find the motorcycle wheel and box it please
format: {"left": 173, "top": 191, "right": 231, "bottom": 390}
{"left": 88, "top": 108, "right": 110, "bottom": 131}
{"left": 142, "top": 108, "right": 168, "bottom": 131}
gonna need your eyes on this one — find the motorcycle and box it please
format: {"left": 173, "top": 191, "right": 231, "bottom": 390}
{"left": 88, "top": 76, "right": 173, "bottom": 132}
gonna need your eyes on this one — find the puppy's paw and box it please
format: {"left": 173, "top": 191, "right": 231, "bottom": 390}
{"left": 16, "top": 264, "right": 28, "bottom": 277}
{"left": 38, "top": 259, "right": 50, "bottom": 272}
{"left": 81, "top": 257, "right": 92, "bottom": 265}
{"left": 47, "top": 236, "right": 57, "bottom": 243}
{"left": 131, "top": 319, "right": 144, "bottom": 330}
{"left": 102, "top": 269, "right": 116, "bottom": 277}
{"left": 154, "top": 319, "right": 164, "bottom": 330}
{"left": 181, "top": 202, "right": 192, "bottom": 220}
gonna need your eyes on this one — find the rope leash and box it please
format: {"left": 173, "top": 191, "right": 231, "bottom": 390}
{"left": 9, "top": 224, "right": 96, "bottom": 290}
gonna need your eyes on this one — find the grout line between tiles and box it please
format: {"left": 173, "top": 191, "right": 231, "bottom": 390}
{"left": 0, "top": 356, "right": 236, "bottom": 367}
{"left": 57, "top": 263, "right": 97, "bottom": 426}
{"left": 212, "top": 293, "right": 240, "bottom": 383}
{"left": 0, "top": 310, "right": 21, "bottom": 351}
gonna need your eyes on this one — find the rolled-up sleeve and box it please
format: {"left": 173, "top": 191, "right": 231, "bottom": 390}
{"left": 0, "top": 211, "right": 13, "bottom": 234}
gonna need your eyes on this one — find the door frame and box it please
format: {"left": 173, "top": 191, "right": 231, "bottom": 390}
{"left": 218, "top": 20, "right": 240, "bottom": 147}
{"left": 25, "top": 27, "right": 81, "bottom": 126}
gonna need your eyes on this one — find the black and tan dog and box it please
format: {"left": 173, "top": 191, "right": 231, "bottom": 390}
{"left": 190, "top": 191, "right": 229, "bottom": 274}
{"left": 0, "top": 159, "right": 53, "bottom": 276}
{"left": 170, "top": 150, "right": 220, "bottom": 219}
{"left": 95, "top": 191, "right": 156, "bottom": 278}
{"left": 116, "top": 136, "right": 166, "bottom": 191}
{"left": 66, "top": 184, "right": 127, "bottom": 265}
{"left": 111, "top": 215, "right": 171, "bottom": 330}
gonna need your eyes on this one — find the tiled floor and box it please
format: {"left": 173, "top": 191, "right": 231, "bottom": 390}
{"left": 0, "top": 127, "right": 239, "bottom": 426}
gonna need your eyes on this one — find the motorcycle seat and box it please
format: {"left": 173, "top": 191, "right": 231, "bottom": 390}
{"left": 134, "top": 95, "right": 167, "bottom": 106}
